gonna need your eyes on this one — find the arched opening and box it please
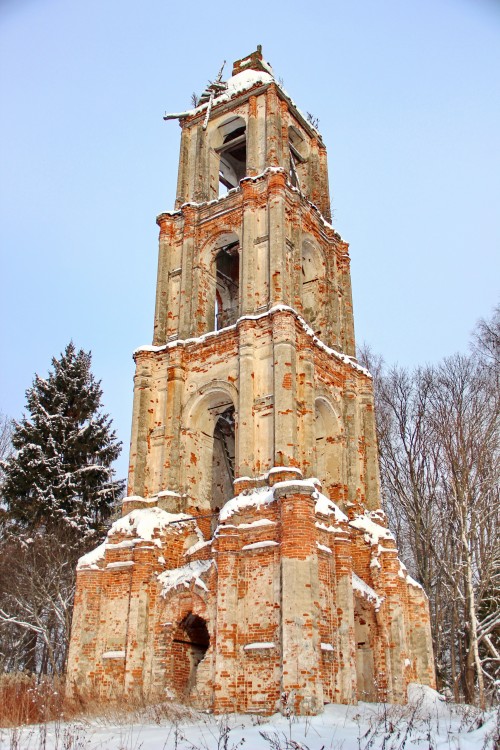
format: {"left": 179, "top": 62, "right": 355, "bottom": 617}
{"left": 182, "top": 385, "right": 238, "bottom": 530}
{"left": 211, "top": 405, "right": 235, "bottom": 522}
{"left": 354, "top": 596, "right": 378, "bottom": 702}
{"left": 172, "top": 612, "right": 210, "bottom": 698}
{"left": 215, "top": 240, "right": 240, "bottom": 329}
{"left": 301, "top": 239, "right": 326, "bottom": 336}
{"left": 217, "top": 117, "right": 247, "bottom": 195}
{"left": 289, "top": 125, "right": 308, "bottom": 191}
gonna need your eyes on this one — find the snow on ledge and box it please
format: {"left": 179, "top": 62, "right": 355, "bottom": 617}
{"left": 316, "top": 521, "right": 344, "bottom": 535}
{"left": 105, "top": 540, "right": 135, "bottom": 550}
{"left": 235, "top": 466, "right": 303, "bottom": 485}
{"left": 121, "top": 494, "right": 157, "bottom": 505}
{"left": 349, "top": 511, "right": 395, "bottom": 546}
{"left": 314, "top": 491, "right": 348, "bottom": 522}
{"left": 316, "top": 542, "right": 333, "bottom": 555}
{"left": 102, "top": 651, "right": 126, "bottom": 659}
{"left": 184, "top": 538, "right": 212, "bottom": 557}
{"left": 164, "top": 69, "right": 275, "bottom": 121}
{"left": 109, "top": 506, "right": 197, "bottom": 547}
{"left": 352, "top": 572, "right": 384, "bottom": 611}
{"left": 164, "top": 63, "right": 324, "bottom": 144}
{"left": 162, "top": 166, "right": 342, "bottom": 239}
{"left": 77, "top": 541, "right": 106, "bottom": 571}
{"left": 405, "top": 572, "right": 424, "bottom": 590}
{"left": 242, "top": 540, "right": 279, "bottom": 550}
{"left": 219, "top": 480, "right": 348, "bottom": 530}
{"left": 219, "top": 486, "right": 275, "bottom": 521}
{"left": 158, "top": 559, "right": 213, "bottom": 596}
{"left": 244, "top": 642, "right": 275, "bottom": 650}
{"left": 236, "top": 518, "right": 276, "bottom": 529}
{"left": 134, "top": 306, "right": 371, "bottom": 378}
{"left": 321, "top": 643, "right": 334, "bottom": 651}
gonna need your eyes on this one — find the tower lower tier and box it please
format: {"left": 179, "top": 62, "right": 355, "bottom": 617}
{"left": 66, "top": 476, "right": 435, "bottom": 714}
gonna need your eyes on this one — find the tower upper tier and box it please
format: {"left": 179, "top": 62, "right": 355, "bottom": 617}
{"left": 156, "top": 49, "right": 355, "bottom": 356}
{"left": 165, "top": 47, "right": 332, "bottom": 221}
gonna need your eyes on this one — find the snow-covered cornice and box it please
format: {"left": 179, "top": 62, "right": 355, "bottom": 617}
{"left": 156, "top": 166, "right": 344, "bottom": 243}
{"left": 164, "top": 68, "right": 323, "bottom": 142}
{"left": 134, "top": 304, "right": 371, "bottom": 378}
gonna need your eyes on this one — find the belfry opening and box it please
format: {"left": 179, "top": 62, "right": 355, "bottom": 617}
{"left": 67, "top": 47, "right": 436, "bottom": 716}
{"left": 218, "top": 116, "right": 247, "bottom": 194}
{"left": 215, "top": 240, "right": 239, "bottom": 330}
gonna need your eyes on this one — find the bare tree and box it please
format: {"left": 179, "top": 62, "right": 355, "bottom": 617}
{"left": 428, "top": 354, "right": 499, "bottom": 707}
{"left": 0, "top": 531, "right": 77, "bottom": 675}
{"left": 359, "top": 306, "right": 500, "bottom": 707}
{"left": 0, "top": 412, "right": 12, "bottom": 464}
{"left": 472, "top": 304, "right": 500, "bottom": 369}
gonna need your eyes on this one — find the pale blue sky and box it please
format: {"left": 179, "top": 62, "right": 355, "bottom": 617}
{"left": 1, "top": 0, "right": 499, "bottom": 481}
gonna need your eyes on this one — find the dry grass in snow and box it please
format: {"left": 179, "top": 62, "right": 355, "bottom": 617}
{"left": 0, "top": 684, "right": 498, "bottom": 750}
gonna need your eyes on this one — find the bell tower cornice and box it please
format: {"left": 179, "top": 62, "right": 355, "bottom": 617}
{"left": 173, "top": 82, "right": 324, "bottom": 147}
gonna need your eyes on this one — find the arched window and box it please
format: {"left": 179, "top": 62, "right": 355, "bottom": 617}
{"left": 215, "top": 240, "right": 240, "bottom": 329}
{"left": 216, "top": 117, "right": 247, "bottom": 195}
{"left": 182, "top": 386, "right": 237, "bottom": 528}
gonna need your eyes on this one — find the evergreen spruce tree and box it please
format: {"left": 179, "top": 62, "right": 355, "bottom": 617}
{"left": 1, "top": 343, "right": 123, "bottom": 544}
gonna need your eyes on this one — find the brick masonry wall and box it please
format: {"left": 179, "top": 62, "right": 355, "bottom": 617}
{"left": 67, "top": 480, "right": 435, "bottom": 713}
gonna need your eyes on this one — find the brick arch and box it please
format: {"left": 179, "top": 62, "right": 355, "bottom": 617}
{"left": 153, "top": 590, "right": 213, "bottom": 702}
{"left": 199, "top": 229, "right": 241, "bottom": 270}
{"left": 210, "top": 114, "right": 248, "bottom": 152}
{"left": 183, "top": 380, "right": 239, "bottom": 433}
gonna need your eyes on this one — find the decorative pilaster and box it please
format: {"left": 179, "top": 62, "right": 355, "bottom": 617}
{"left": 278, "top": 483, "right": 323, "bottom": 714}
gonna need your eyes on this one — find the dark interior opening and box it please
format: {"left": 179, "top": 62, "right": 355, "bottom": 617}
{"left": 215, "top": 242, "right": 239, "bottom": 330}
{"left": 172, "top": 613, "right": 210, "bottom": 697}
{"left": 218, "top": 125, "right": 247, "bottom": 193}
{"left": 211, "top": 406, "right": 235, "bottom": 526}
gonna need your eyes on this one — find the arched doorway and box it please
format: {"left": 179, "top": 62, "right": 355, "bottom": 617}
{"left": 172, "top": 613, "right": 210, "bottom": 698}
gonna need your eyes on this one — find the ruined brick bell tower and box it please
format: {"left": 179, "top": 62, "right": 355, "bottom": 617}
{"left": 67, "top": 48, "right": 435, "bottom": 714}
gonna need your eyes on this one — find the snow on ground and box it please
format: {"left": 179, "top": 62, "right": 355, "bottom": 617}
{"left": 1, "top": 686, "right": 498, "bottom": 749}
